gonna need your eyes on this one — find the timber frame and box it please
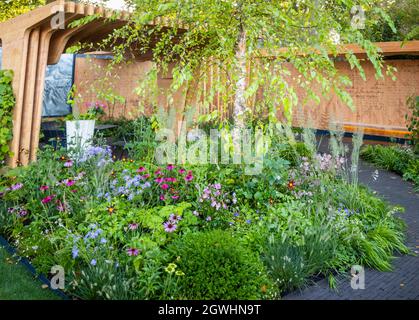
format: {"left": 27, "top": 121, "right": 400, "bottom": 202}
{"left": 0, "top": 0, "right": 130, "bottom": 167}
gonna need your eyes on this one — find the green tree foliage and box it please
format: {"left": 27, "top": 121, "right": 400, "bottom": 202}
{"left": 0, "top": 70, "right": 16, "bottom": 165}
{"left": 363, "top": 0, "right": 419, "bottom": 41}
{"left": 0, "top": 0, "right": 45, "bottom": 23}
{"left": 92, "top": 0, "right": 395, "bottom": 127}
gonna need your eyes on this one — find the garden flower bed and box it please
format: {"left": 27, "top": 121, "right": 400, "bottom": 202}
{"left": 0, "top": 122, "right": 409, "bottom": 300}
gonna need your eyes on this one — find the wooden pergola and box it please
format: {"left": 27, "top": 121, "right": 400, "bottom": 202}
{"left": 1, "top": 1, "right": 419, "bottom": 167}
{"left": 0, "top": 0, "right": 131, "bottom": 167}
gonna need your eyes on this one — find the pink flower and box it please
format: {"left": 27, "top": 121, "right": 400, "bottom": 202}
{"left": 166, "top": 164, "right": 175, "bottom": 171}
{"left": 169, "top": 214, "right": 182, "bottom": 222}
{"left": 128, "top": 223, "right": 139, "bottom": 230}
{"left": 143, "top": 174, "right": 151, "bottom": 179}
{"left": 171, "top": 195, "right": 180, "bottom": 200}
{"left": 65, "top": 180, "right": 75, "bottom": 187}
{"left": 155, "top": 177, "right": 164, "bottom": 184}
{"left": 137, "top": 167, "right": 146, "bottom": 173}
{"left": 39, "top": 185, "right": 49, "bottom": 192}
{"left": 163, "top": 221, "right": 177, "bottom": 233}
{"left": 70, "top": 189, "right": 77, "bottom": 193}
{"left": 185, "top": 174, "right": 193, "bottom": 182}
{"left": 165, "top": 177, "right": 177, "bottom": 183}
{"left": 64, "top": 160, "right": 73, "bottom": 168}
{"left": 41, "top": 195, "right": 55, "bottom": 204}
{"left": 127, "top": 248, "right": 139, "bottom": 256}
{"left": 161, "top": 184, "right": 169, "bottom": 190}
{"left": 56, "top": 200, "right": 67, "bottom": 212}
{"left": 154, "top": 168, "right": 163, "bottom": 176}
{"left": 179, "top": 168, "right": 186, "bottom": 174}
{"left": 160, "top": 194, "right": 165, "bottom": 201}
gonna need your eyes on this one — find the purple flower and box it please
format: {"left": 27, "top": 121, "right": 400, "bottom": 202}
{"left": 56, "top": 201, "right": 67, "bottom": 212}
{"left": 161, "top": 184, "right": 169, "bottom": 190}
{"left": 160, "top": 194, "right": 165, "bottom": 201}
{"left": 172, "top": 195, "right": 180, "bottom": 200}
{"left": 193, "top": 210, "right": 200, "bottom": 216}
{"left": 127, "top": 248, "right": 139, "bottom": 256}
{"left": 246, "top": 219, "right": 252, "bottom": 224}
{"left": 128, "top": 223, "right": 139, "bottom": 230}
{"left": 185, "top": 174, "right": 193, "bottom": 182}
{"left": 10, "top": 183, "right": 23, "bottom": 191}
{"left": 213, "top": 183, "right": 221, "bottom": 190}
{"left": 163, "top": 221, "right": 178, "bottom": 233}
{"left": 169, "top": 214, "right": 182, "bottom": 223}
{"left": 137, "top": 167, "right": 146, "bottom": 173}
{"left": 206, "top": 216, "right": 212, "bottom": 222}
{"left": 90, "top": 259, "right": 97, "bottom": 266}
{"left": 39, "top": 185, "right": 49, "bottom": 192}
{"left": 179, "top": 168, "right": 186, "bottom": 174}
{"left": 166, "top": 164, "right": 175, "bottom": 171}
{"left": 64, "top": 160, "right": 73, "bottom": 168}
{"left": 19, "top": 210, "right": 28, "bottom": 217}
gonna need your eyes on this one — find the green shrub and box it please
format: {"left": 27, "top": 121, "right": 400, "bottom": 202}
{"left": 262, "top": 221, "right": 337, "bottom": 294}
{"left": 406, "top": 96, "right": 419, "bottom": 152}
{"left": 360, "top": 144, "right": 419, "bottom": 188}
{"left": 167, "top": 230, "right": 269, "bottom": 299}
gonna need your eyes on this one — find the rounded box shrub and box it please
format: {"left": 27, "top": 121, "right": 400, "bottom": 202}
{"left": 168, "top": 229, "right": 269, "bottom": 300}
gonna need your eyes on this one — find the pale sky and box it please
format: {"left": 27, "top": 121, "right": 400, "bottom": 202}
{"left": 106, "top": 0, "right": 126, "bottom": 10}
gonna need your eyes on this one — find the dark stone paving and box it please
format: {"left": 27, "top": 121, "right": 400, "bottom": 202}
{"left": 283, "top": 160, "right": 419, "bottom": 300}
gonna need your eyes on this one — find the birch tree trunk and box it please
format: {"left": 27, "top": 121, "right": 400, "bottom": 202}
{"left": 233, "top": 28, "right": 247, "bottom": 128}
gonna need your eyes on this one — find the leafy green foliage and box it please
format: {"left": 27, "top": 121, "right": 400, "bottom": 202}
{"left": 0, "top": 70, "right": 16, "bottom": 166}
{"left": 363, "top": 0, "right": 419, "bottom": 41}
{"left": 167, "top": 229, "right": 270, "bottom": 299}
{"left": 0, "top": 0, "right": 44, "bottom": 22}
{"left": 361, "top": 144, "right": 419, "bottom": 189}
{"left": 406, "top": 96, "right": 419, "bottom": 153}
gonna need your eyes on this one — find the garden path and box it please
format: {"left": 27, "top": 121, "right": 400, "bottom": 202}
{"left": 284, "top": 159, "right": 419, "bottom": 300}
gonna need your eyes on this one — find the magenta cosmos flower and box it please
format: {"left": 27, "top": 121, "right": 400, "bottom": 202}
{"left": 185, "top": 174, "right": 193, "bottom": 182}
{"left": 160, "top": 194, "right": 165, "bottom": 201}
{"left": 161, "top": 184, "right": 170, "bottom": 190}
{"left": 178, "top": 168, "right": 186, "bottom": 174}
{"left": 137, "top": 166, "right": 146, "bottom": 173}
{"left": 41, "top": 195, "right": 55, "bottom": 204}
{"left": 155, "top": 177, "right": 164, "bottom": 184}
{"left": 163, "top": 221, "right": 177, "bottom": 233}
{"left": 39, "top": 185, "right": 49, "bottom": 192}
{"left": 127, "top": 248, "right": 139, "bottom": 256}
{"left": 166, "top": 164, "right": 175, "bottom": 171}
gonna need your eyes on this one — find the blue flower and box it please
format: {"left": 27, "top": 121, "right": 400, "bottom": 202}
{"left": 72, "top": 247, "right": 79, "bottom": 259}
{"left": 100, "top": 238, "right": 107, "bottom": 244}
{"left": 91, "top": 259, "right": 97, "bottom": 266}
{"left": 246, "top": 219, "right": 252, "bottom": 224}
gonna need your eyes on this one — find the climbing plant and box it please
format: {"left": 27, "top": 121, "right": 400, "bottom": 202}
{"left": 0, "top": 0, "right": 45, "bottom": 22}
{"left": 0, "top": 70, "right": 15, "bottom": 165}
